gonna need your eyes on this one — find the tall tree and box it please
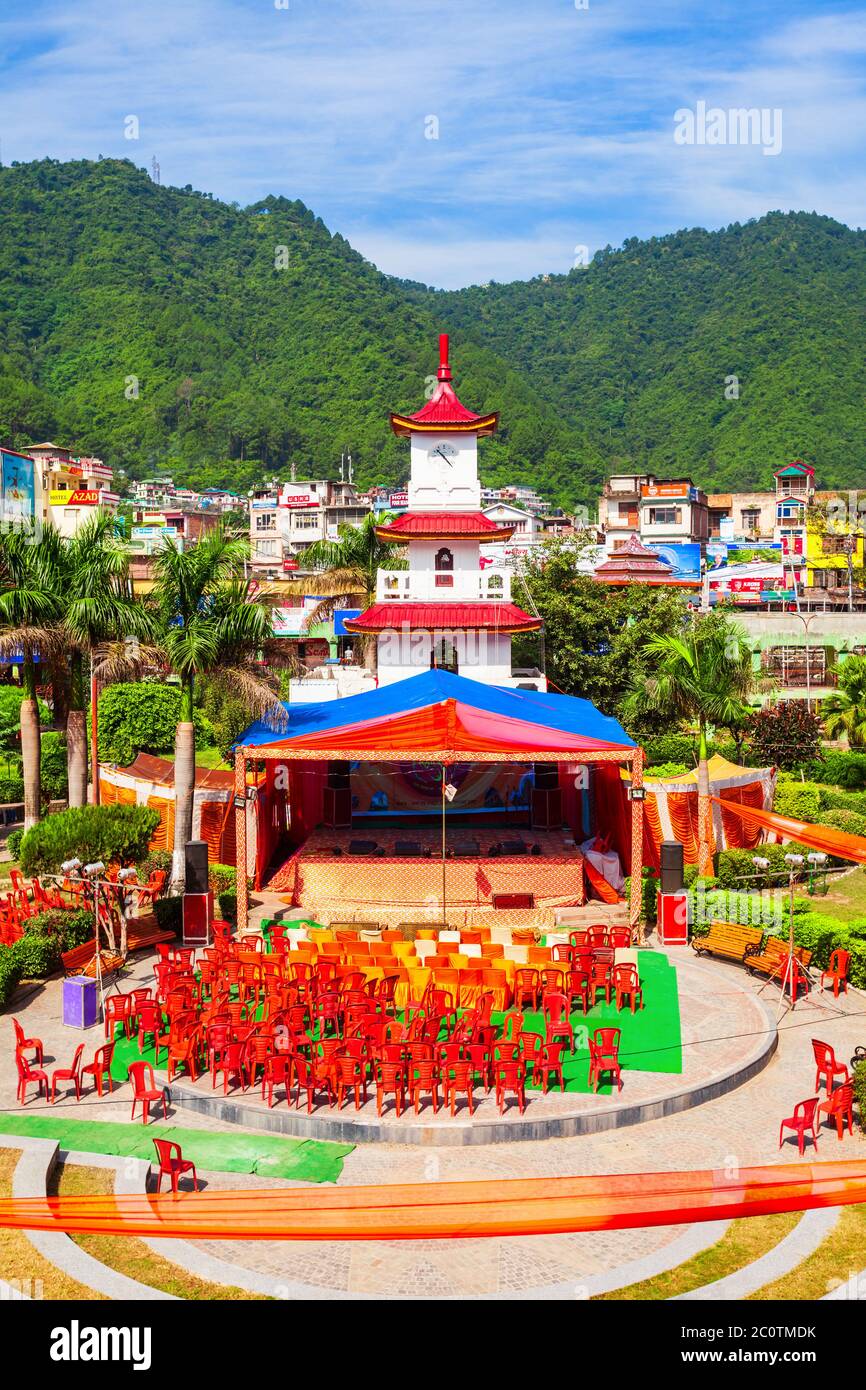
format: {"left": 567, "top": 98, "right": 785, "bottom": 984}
{"left": 622, "top": 613, "right": 758, "bottom": 876}
{"left": 61, "top": 512, "right": 154, "bottom": 806}
{"left": 285, "top": 513, "right": 406, "bottom": 671}
{"left": 0, "top": 525, "right": 65, "bottom": 829}
{"left": 152, "top": 529, "right": 279, "bottom": 892}
{"left": 822, "top": 654, "right": 866, "bottom": 748}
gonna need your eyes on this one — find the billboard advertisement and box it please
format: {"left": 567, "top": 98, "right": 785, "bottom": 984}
{"left": 650, "top": 542, "right": 702, "bottom": 585}
{"left": 334, "top": 609, "right": 362, "bottom": 637}
{"left": 1, "top": 451, "right": 36, "bottom": 526}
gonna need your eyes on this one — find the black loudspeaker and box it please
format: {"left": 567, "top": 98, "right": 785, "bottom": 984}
{"left": 185, "top": 839, "right": 209, "bottom": 895}
{"left": 660, "top": 840, "right": 685, "bottom": 894}
{"left": 327, "top": 760, "right": 350, "bottom": 789}
{"left": 533, "top": 762, "right": 558, "bottom": 791}
{"left": 323, "top": 786, "right": 351, "bottom": 829}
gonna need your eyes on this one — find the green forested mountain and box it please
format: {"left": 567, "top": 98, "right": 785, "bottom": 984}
{"left": 420, "top": 211, "right": 866, "bottom": 496}
{"left": 1, "top": 158, "right": 865, "bottom": 508}
{"left": 0, "top": 158, "right": 590, "bottom": 504}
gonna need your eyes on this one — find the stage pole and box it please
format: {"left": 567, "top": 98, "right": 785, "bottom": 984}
{"left": 441, "top": 765, "right": 447, "bottom": 926}
{"left": 235, "top": 748, "right": 248, "bottom": 935}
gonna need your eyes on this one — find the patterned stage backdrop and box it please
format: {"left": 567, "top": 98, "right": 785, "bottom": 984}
{"left": 350, "top": 760, "right": 531, "bottom": 816}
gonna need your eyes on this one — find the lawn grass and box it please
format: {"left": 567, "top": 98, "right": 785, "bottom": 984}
{"left": 799, "top": 864, "right": 866, "bottom": 923}
{"left": 748, "top": 1201, "right": 866, "bottom": 1300}
{"left": 594, "top": 1211, "right": 801, "bottom": 1300}
{"left": 0, "top": 1149, "right": 105, "bottom": 1300}
{"left": 52, "top": 1164, "right": 270, "bottom": 1300}
{"left": 195, "top": 746, "right": 231, "bottom": 771}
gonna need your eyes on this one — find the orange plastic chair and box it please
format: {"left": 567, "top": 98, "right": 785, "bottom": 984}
{"left": 779, "top": 1096, "right": 820, "bottom": 1155}
{"left": 443, "top": 1060, "right": 474, "bottom": 1117}
{"left": 375, "top": 1061, "right": 406, "bottom": 1117}
{"left": 335, "top": 1052, "right": 368, "bottom": 1111}
{"left": 152, "top": 1138, "right": 198, "bottom": 1193}
{"left": 494, "top": 1060, "right": 526, "bottom": 1114}
{"left": 818, "top": 1082, "right": 854, "bottom": 1140}
{"left": 613, "top": 964, "right": 644, "bottom": 1014}
{"left": 408, "top": 1059, "right": 441, "bottom": 1115}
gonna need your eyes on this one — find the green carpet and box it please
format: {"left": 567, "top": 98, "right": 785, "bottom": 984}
{"left": 0, "top": 1114, "right": 352, "bottom": 1183}
{"left": 517, "top": 951, "right": 682, "bottom": 1095}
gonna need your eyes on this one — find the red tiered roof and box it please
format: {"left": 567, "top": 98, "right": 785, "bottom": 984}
{"left": 592, "top": 534, "right": 697, "bottom": 586}
{"left": 375, "top": 511, "right": 514, "bottom": 542}
{"left": 390, "top": 334, "right": 499, "bottom": 438}
{"left": 343, "top": 602, "right": 541, "bottom": 634}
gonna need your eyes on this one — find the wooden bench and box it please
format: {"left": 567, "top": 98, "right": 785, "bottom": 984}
{"left": 691, "top": 921, "right": 764, "bottom": 963}
{"left": 745, "top": 935, "right": 812, "bottom": 979}
{"left": 61, "top": 943, "right": 124, "bottom": 978}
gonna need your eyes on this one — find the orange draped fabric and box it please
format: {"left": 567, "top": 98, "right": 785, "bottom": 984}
{"left": 717, "top": 783, "right": 766, "bottom": 849}
{"left": 714, "top": 798, "right": 866, "bottom": 864}
{"left": 1, "top": 1161, "right": 865, "bottom": 1240}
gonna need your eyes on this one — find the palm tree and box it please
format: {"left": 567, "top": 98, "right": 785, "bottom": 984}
{"left": 61, "top": 513, "right": 155, "bottom": 806}
{"left": 823, "top": 654, "right": 866, "bottom": 747}
{"left": 284, "top": 513, "right": 405, "bottom": 670}
{"left": 152, "top": 529, "right": 281, "bottom": 892}
{"left": 622, "top": 614, "right": 758, "bottom": 877}
{"left": 0, "top": 525, "right": 65, "bottom": 829}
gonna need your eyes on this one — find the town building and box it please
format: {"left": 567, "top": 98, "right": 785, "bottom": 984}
{"left": 343, "top": 335, "right": 544, "bottom": 688}
{"left": 598, "top": 473, "right": 708, "bottom": 553}
{"left": 26, "top": 442, "right": 119, "bottom": 538}
{"left": 249, "top": 478, "right": 370, "bottom": 579}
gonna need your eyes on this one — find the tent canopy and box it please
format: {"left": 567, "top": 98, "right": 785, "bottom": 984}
{"left": 237, "top": 669, "right": 637, "bottom": 760}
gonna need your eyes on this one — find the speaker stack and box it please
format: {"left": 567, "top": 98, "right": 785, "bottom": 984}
{"left": 323, "top": 760, "right": 352, "bottom": 829}
{"left": 183, "top": 839, "right": 213, "bottom": 946}
{"left": 657, "top": 839, "right": 689, "bottom": 944}
{"left": 530, "top": 762, "right": 562, "bottom": 829}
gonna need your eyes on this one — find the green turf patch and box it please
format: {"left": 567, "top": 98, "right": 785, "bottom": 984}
{"left": 0, "top": 1114, "right": 352, "bottom": 1183}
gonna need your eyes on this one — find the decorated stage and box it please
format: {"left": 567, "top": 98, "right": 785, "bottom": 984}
{"left": 266, "top": 826, "right": 586, "bottom": 919}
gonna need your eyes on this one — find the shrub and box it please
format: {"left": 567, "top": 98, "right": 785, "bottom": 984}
{"left": 854, "top": 1061, "right": 866, "bottom": 1133}
{"left": 0, "top": 687, "right": 50, "bottom": 747}
{"left": 644, "top": 762, "right": 689, "bottom": 779}
{"left": 23, "top": 908, "right": 93, "bottom": 951}
{"left": 217, "top": 892, "right": 238, "bottom": 924}
{"left": 805, "top": 750, "right": 866, "bottom": 790}
{"left": 153, "top": 896, "right": 182, "bottom": 935}
{"left": 10, "top": 932, "right": 61, "bottom": 977}
{"left": 135, "top": 849, "right": 172, "bottom": 882}
{"left": 40, "top": 730, "right": 68, "bottom": 802}
{"left": 208, "top": 863, "right": 236, "bottom": 896}
{"left": 819, "top": 786, "right": 866, "bottom": 816}
{"left": 642, "top": 733, "right": 696, "bottom": 766}
{"left": 773, "top": 780, "right": 822, "bottom": 821}
{"left": 0, "top": 776, "right": 24, "bottom": 803}
{"left": 0, "top": 950, "right": 22, "bottom": 1006}
{"left": 98, "top": 682, "right": 215, "bottom": 766}
{"left": 18, "top": 804, "right": 160, "bottom": 876}
{"left": 816, "top": 808, "right": 866, "bottom": 838}
{"left": 6, "top": 828, "right": 23, "bottom": 861}
{"left": 747, "top": 703, "right": 824, "bottom": 770}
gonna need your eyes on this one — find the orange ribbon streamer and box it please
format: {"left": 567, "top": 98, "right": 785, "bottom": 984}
{"left": 1, "top": 1162, "right": 865, "bottom": 1240}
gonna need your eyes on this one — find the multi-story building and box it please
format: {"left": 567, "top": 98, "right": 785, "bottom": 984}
{"left": 248, "top": 478, "right": 370, "bottom": 579}
{"left": 598, "top": 473, "right": 708, "bottom": 553}
{"left": 27, "top": 442, "right": 119, "bottom": 538}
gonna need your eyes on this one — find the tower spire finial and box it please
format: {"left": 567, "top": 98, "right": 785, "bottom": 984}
{"left": 438, "top": 333, "right": 452, "bottom": 382}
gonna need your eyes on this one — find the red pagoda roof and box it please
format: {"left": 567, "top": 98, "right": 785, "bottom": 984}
{"left": 390, "top": 335, "right": 499, "bottom": 438}
{"left": 343, "top": 602, "right": 541, "bottom": 634}
{"left": 593, "top": 535, "right": 697, "bottom": 587}
{"left": 375, "top": 511, "right": 514, "bottom": 542}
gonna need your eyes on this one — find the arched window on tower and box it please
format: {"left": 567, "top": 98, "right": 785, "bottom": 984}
{"left": 435, "top": 547, "right": 454, "bottom": 588}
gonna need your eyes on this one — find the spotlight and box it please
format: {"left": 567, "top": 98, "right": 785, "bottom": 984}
{"left": 83, "top": 861, "right": 105, "bottom": 877}
{"left": 117, "top": 867, "right": 136, "bottom": 881}
{"left": 752, "top": 856, "right": 770, "bottom": 869}
{"left": 784, "top": 854, "right": 805, "bottom": 867}
{"left": 61, "top": 858, "right": 82, "bottom": 874}
{"left": 806, "top": 852, "right": 827, "bottom": 865}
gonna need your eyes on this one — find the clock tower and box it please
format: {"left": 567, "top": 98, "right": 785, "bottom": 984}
{"left": 344, "top": 335, "right": 542, "bottom": 687}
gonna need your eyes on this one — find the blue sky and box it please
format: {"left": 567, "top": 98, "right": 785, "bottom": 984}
{"left": 1, "top": 0, "right": 865, "bottom": 287}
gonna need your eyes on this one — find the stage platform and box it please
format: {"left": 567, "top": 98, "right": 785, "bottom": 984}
{"left": 266, "top": 825, "right": 588, "bottom": 926}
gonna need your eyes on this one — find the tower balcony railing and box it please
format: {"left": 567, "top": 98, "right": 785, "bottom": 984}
{"left": 376, "top": 569, "right": 512, "bottom": 603}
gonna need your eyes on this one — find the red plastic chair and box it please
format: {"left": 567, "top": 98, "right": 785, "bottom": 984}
{"left": 15, "top": 1051, "right": 48, "bottom": 1105}
{"left": 820, "top": 950, "right": 850, "bottom": 999}
{"left": 407, "top": 1058, "right": 440, "bottom": 1115}
{"left": 817, "top": 1082, "right": 854, "bottom": 1140}
{"left": 464, "top": 1042, "right": 492, "bottom": 1092}
{"left": 588, "top": 961, "right": 613, "bottom": 1007}
{"left": 213, "top": 1040, "right": 249, "bottom": 1094}
{"left": 128, "top": 1060, "right": 168, "bottom": 1124}
{"left": 12, "top": 1017, "right": 44, "bottom": 1065}
{"left": 443, "top": 1060, "right": 474, "bottom": 1117}
{"left": 375, "top": 1060, "right": 406, "bottom": 1117}
{"left": 613, "top": 964, "right": 643, "bottom": 1014}
{"left": 494, "top": 1060, "right": 526, "bottom": 1114}
{"left": 137, "top": 1001, "right": 163, "bottom": 1054}
{"left": 335, "top": 1052, "right": 369, "bottom": 1111}
{"left": 50, "top": 1043, "right": 85, "bottom": 1103}
{"left": 262, "top": 1054, "right": 293, "bottom": 1108}
{"left": 543, "top": 993, "right": 574, "bottom": 1054}
{"left": 588, "top": 1027, "right": 622, "bottom": 1093}
{"left": 104, "top": 993, "right": 132, "bottom": 1040}
{"left": 566, "top": 970, "right": 590, "bottom": 1015}
{"left": 812, "top": 1039, "right": 849, "bottom": 1093}
{"left": 514, "top": 968, "right": 539, "bottom": 1011}
{"left": 81, "top": 1042, "right": 115, "bottom": 1097}
{"left": 293, "top": 1054, "right": 334, "bottom": 1112}
{"left": 779, "top": 1096, "right": 820, "bottom": 1154}
{"left": 518, "top": 1030, "right": 544, "bottom": 1083}
{"left": 166, "top": 1027, "right": 203, "bottom": 1083}
{"left": 538, "top": 1042, "right": 566, "bottom": 1093}
{"left": 610, "top": 927, "right": 632, "bottom": 949}
{"left": 152, "top": 1138, "right": 198, "bottom": 1194}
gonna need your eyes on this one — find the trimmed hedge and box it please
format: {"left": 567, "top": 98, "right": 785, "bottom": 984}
{"left": 816, "top": 808, "right": 866, "bottom": 838}
{"left": 23, "top": 908, "right": 94, "bottom": 951}
{"left": 209, "top": 863, "right": 237, "bottom": 896}
{"left": 18, "top": 804, "right": 160, "bottom": 876}
{"left": 10, "top": 932, "right": 61, "bottom": 977}
{"left": 854, "top": 1062, "right": 866, "bottom": 1134}
{"left": 217, "top": 892, "right": 238, "bottom": 924}
{"left": 644, "top": 762, "right": 689, "bottom": 779}
{"left": 805, "top": 751, "right": 866, "bottom": 789}
{"left": 6, "top": 828, "right": 23, "bottom": 861}
{"left": 773, "top": 779, "right": 822, "bottom": 821}
{"left": 153, "top": 896, "right": 182, "bottom": 934}
{"left": 0, "top": 950, "right": 22, "bottom": 1007}
{"left": 0, "top": 776, "right": 24, "bottom": 803}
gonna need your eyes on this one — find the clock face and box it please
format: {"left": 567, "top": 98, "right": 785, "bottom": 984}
{"left": 428, "top": 442, "right": 458, "bottom": 463}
